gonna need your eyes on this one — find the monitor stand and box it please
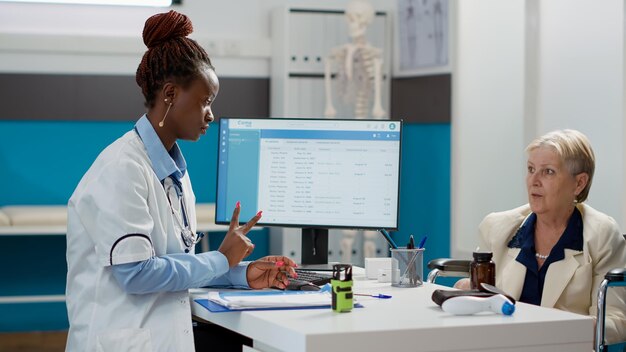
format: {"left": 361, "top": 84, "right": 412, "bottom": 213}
{"left": 299, "top": 228, "right": 336, "bottom": 271}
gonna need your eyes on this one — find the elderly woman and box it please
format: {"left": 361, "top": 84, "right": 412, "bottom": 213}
{"left": 458, "top": 129, "right": 626, "bottom": 344}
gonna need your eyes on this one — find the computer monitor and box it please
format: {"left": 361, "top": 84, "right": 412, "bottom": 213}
{"left": 215, "top": 118, "right": 402, "bottom": 266}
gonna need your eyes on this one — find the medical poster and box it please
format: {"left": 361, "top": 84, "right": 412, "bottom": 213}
{"left": 396, "top": 0, "right": 449, "bottom": 74}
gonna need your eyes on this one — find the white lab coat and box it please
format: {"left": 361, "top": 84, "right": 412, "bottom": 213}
{"left": 66, "top": 130, "right": 198, "bottom": 351}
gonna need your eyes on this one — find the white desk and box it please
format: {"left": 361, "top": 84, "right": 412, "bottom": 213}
{"left": 191, "top": 276, "right": 594, "bottom": 352}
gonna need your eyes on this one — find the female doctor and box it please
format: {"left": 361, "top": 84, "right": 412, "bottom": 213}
{"left": 65, "top": 10, "right": 297, "bottom": 352}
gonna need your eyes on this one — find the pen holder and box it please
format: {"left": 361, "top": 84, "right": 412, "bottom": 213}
{"left": 391, "top": 248, "right": 424, "bottom": 288}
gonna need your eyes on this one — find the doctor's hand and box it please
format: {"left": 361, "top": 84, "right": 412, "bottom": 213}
{"left": 218, "top": 202, "right": 260, "bottom": 267}
{"left": 246, "top": 256, "right": 298, "bottom": 289}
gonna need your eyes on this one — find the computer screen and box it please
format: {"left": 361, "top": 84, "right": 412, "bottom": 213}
{"left": 215, "top": 117, "right": 402, "bottom": 265}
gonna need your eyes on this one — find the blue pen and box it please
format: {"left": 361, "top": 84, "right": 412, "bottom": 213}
{"left": 378, "top": 229, "right": 398, "bottom": 249}
{"left": 417, "top": 236, "right": 428, "bottom": 249}
{"left": 354, "top": 293, "right": 392, "bottom": 299}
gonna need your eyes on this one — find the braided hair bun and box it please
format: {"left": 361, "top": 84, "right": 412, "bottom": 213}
{"left": 143, "top": 10, "right": 193, "bottom": 49}
{"left": 136, "top": 10, "right": 213, "bottom": 108}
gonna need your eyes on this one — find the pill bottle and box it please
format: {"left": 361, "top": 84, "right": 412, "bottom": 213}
{"left": 470, "top": 251, "right": 495, "bottom": 292}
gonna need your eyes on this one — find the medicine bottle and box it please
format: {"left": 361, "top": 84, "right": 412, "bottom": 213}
{"left": 470, "top": 251, "right": 495, "bottom": 292}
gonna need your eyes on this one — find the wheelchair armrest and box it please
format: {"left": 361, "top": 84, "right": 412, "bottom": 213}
{"left": 605, "top": 268, "right": 626, "bottom": 283}
{"left": 427, "top": 258, "right": 471, "bottom": 272}
{"left": 596, "top": 267, "right": 626, "bottom": 350}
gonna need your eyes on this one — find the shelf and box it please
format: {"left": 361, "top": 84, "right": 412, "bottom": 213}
{"left": 0, "top": 295, "right": 65, "bottom": 304}
{"left": 0, "top": 204, "right": 265, "bottom": 306}
{"left": 0, "top": 226, "right": 67, "bottom": 235}
{"left": 0, "top": 223, "right": 258, "bottom": 236}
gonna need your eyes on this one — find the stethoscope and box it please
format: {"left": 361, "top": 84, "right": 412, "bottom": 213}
{"left": 163, "top": 176, "right": 204, "bottom": 253}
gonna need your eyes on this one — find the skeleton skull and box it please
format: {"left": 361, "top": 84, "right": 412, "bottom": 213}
{"left": 345, "top": 0, "right": 375, "bottom": 39}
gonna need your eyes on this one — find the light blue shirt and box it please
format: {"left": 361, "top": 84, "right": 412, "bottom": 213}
{"left": 111, "top": 115, "right": 250, "bottom": 294}
{"left": 134, "top": 114, "right": 187, "bottom": 182}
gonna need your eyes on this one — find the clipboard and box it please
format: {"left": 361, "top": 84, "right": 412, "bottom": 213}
{"left": 195, "top": 298, "right": 344, "bottom": 313}
{"left": 196, "top": 289, "right": 363, "bottom": 313}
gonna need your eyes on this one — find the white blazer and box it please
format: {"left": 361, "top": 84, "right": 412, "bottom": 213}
{"left": 479, "top": 203, "right": 626, "bottom": 344}
{"left": 66, "top": 131, "right": 198, "bottom": 351}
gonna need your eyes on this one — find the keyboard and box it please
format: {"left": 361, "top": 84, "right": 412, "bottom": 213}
{"left": 286, "top": 269, "right": 333, "bottom": 290}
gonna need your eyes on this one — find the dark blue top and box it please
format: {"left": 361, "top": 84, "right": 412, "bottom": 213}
{"left": 506, "top": 208, "right": 584, "bottom": 305}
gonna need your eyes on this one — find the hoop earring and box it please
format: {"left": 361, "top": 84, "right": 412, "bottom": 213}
{"left": 159, "top": 98, "right": 173, "bottom": 127}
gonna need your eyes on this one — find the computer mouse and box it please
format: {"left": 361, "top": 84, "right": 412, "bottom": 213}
{"left": 299, "top": 283, "right": 321, "bottom": 291}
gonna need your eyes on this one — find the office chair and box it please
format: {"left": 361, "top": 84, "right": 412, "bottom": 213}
{"left": 427, "top": 235, "right": 626, "bottom": 351}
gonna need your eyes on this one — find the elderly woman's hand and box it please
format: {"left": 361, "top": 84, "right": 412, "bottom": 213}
{"left": 246, "top": 256, "right": 298, "bottom": 289}
{"left": 454, "top": 278, "right": 471, "bottom": 290}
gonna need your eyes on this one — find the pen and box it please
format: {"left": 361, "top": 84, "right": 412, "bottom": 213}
{"left": 417, "top": 236, "right": 428, "bottom": 249}
{"left": 404, "top": 235, "right": 415, "bottom": 285}
{"left": 407, "top": 235, "right": 415, "bottom": 249}
{"left": 378, "top": 229, "right": 398, "bottom": 249}
{"left": 354, "top": 293, "right": 392, "bottom": 299}
{"left": 400, "top": 249, "right": 420, "bottom": 286}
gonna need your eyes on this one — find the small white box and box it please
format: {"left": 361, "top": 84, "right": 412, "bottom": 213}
{"left": 377, "top": 268, "right": 393, "bottom": 283}
{"left": 364, "top": 257, "right": 392, "bottom": 279}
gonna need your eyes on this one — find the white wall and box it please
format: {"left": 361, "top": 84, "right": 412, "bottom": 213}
{"left": 535, "top": 0, "right": 625, "bottom": 223}
{"left": 453, "top": 0, "right": 625, "bottom": 258}
{"left": 452, "top": 0, "right": 528, "bottom": 258}
{"left": 0, "top": 0, "right": 392, "bottom": 76}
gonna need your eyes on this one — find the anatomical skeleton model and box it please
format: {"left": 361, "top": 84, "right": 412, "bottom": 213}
{"left": 324, "top": 0, "right": 386, "bottom": 119}
{"left": 324, "top": 1, "right": 386, "bottom": 265}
